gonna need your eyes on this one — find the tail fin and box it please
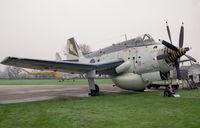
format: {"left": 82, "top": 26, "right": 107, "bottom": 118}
{"left": 66, "top": 37, "right": 83, "bottom": 60}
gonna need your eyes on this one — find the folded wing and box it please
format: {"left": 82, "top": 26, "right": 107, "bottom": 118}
{"left": 1, "top": 57, "right": 124, "bottom": 75}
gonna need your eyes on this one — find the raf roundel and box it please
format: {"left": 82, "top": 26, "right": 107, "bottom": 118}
{"left": 90, "top": 59, "right": 95, "bottom": 63}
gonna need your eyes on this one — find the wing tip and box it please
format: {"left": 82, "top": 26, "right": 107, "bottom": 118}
{"left": 1, "top": 56, "right": 13, "bottom": 65}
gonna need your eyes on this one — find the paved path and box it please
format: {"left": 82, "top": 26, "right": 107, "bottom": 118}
{"left": 0, "top": 84, "right": 141, "bottom": 104}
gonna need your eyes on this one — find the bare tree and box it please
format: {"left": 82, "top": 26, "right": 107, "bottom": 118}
{"left": 0, "top": 70, "right": 8, "bottom": 79}
{"left": 5, "top": 66, "right": 21, "bottom": 79}
{"left": 79, "top": 44, "right": 91, "bottom": 55}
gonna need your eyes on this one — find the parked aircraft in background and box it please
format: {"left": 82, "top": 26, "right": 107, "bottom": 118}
{"left": 21, "top": 68, "right": 64, "bottom": 82}
{"left": 20, "top": 53, "right": 64, "bottom": 81}
{"left": 1, "top": 22, "right": 196, "bottom": 97}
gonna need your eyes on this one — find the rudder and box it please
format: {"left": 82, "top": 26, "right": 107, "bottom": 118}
{"left": 65, "top": 37, "right": 83, "bottom": 60}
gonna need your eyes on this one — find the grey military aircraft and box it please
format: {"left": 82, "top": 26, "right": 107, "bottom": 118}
{"left": 1, "top": 22, "right": 196, "bottom": 97}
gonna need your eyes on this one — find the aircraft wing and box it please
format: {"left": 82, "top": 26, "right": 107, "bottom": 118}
{"left": 1, "top": 57, "right": 124, "bottom": 75}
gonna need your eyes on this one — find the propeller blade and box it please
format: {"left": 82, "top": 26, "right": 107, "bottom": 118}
{"left": 179, "top": 59, "right": 191, "bottom": 63}
{"left": 175, "top": 60, "right": 181, "bottom": 80}
{"left": 179, "top": 22, "right": 184, "bottom": 48}
{"left": 184, "top": 54, "right": 197, "bottom": 62}
{"left": 157, "top": 54, "right": 170, "bottom": 60}
{"left": 166, "top": 21, "right": 173, "bottom": 44}
{"left": 160, "top": 40, "right": 179, "bottom": 51}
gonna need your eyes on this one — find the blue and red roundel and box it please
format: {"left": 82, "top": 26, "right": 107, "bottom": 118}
{"left": 90, "top": 59, "right": 95, "bottom": 63}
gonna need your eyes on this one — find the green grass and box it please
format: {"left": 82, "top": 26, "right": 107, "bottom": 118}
{"left": 0, "top": 79, "right": 113, "bottom": 85}
{"left": 0, "top": 89, "right": 200, "bottom": 128}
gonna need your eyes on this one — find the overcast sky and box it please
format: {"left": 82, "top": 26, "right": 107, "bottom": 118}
{"left": 0, "top": 0, "right": 200, "bottom": 70}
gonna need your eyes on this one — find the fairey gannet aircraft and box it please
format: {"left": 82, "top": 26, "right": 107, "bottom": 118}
{"left": 1, "top": 22, "right": 196, "bottom": 97}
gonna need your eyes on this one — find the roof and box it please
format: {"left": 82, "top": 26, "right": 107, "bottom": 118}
{"left": 188, "top": 64, "right": 200, "bottom": 74}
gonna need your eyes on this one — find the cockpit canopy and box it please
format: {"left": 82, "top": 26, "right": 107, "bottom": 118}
{"left": 136, "top": 34, "right": 154, "bottom": 42}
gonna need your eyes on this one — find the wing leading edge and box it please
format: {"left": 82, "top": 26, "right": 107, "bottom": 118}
{"left": 1, "top": 57, "right": 124, "bottom": 75}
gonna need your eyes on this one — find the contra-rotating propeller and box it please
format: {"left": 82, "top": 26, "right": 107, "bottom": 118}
{"left": 157, "top": 22, "right": 197, "bottom": 80}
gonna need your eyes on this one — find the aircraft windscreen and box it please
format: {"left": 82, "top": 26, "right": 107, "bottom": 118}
{"left": 135, "top": 34, "right": 154, "bottom": 43}
{"left": 142, "top": 34, "right": 154, "bottom": 41}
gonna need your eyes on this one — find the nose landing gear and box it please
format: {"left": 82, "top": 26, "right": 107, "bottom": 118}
{"left": 164, "top": 78, "right": 180, "bottom": 97}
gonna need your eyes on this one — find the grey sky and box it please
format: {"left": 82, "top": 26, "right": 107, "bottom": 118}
{"left": 0, "top": 0, "right": 200, "bottom": 70}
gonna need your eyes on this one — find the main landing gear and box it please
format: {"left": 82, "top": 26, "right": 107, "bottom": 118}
{"left": 87, "top": 70, "right": 100, "bottom": 96}
{"left": 88, "top": 84, "right": 99, "bottom": 96}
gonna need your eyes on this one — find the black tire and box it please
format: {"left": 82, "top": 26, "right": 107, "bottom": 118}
{"left": 95, "top": 84, "right": 99, "bottom": 93}
{"left": 88, "top": 90, "right": 97, "bottom": 96}
{"left": 90, "top": 91, "right": 96, "bottom": 96}
{"left": 164, "top": 90, "right": 171, "bottom": 97}
{"left": 88, "top": 84, "right": 99, "bottom": 96}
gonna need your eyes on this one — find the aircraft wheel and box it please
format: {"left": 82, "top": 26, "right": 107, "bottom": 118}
{"left": 164, "top": 90, "right": 171, "bottom": 97}
{"left": 95, "top": 84, "right": 99, "bottom": 93}
{"left": 164, "top": 89, "right": 173, "bottom": 97}
{"left": 89, "top": 90, "right": 97, "bottom": 96}
{"left": 88, "top": 84, "right": 99, "bottom": 96}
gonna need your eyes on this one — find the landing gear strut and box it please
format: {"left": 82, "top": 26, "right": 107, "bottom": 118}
{"left": 87, "top": 70, "right": 99, "bottom": 96}
{"left": 164, "top": 78, "right": 180, "bottom": 97}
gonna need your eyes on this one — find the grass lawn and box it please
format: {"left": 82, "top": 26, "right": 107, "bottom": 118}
{"left": 0, "top": 88, "right": 199, "bottom": 128}
{"left": 0, "top": 79, "right": 113, "bottom": 85}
